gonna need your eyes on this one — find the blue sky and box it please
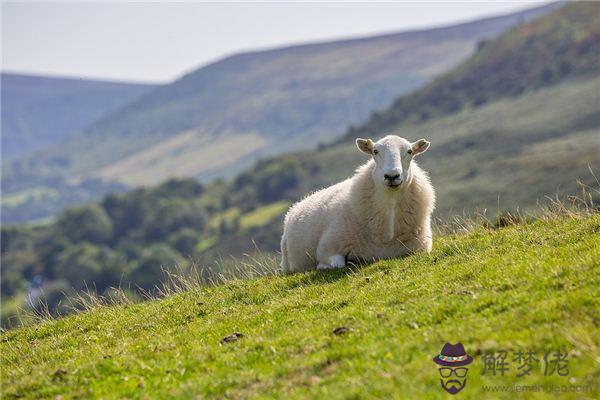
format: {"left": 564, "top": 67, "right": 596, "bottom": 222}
{"left": 2, "top": 1, "right": 547, "bottom": 83}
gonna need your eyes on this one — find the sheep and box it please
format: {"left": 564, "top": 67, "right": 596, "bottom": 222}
{"left": 280, "top": 135, "right": 435, "bottom": 272}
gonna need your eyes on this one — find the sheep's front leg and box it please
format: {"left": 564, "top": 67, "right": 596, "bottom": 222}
{"left": 317, "top": 254, "right": 346, "bottom": 270}
{"left": 316, "top": 225, "right": 348, "bottom": 270}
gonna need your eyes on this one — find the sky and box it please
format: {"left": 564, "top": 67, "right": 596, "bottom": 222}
{"left": 2, "top": 1, "right": 548, "bottom": 84}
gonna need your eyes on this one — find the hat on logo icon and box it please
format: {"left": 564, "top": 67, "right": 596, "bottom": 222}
{"left": 433, "top": 343, "right": 473, "bottom": 367}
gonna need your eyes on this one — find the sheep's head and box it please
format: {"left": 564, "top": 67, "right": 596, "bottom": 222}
{"left": 356, "top": 135, "right": 430, "bottom": 191}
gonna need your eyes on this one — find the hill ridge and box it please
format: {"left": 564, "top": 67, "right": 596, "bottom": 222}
{"left": 21, "top": 2, "right": 561, "bottom": 182}
{"left": 1, "top": 72, "right": 157, "bottom": 161}
{"left": 340, "top": 1, "right": 600, "bottom": 141}
{"left": 176, "top": 1, "right": 561, "bottom": 69}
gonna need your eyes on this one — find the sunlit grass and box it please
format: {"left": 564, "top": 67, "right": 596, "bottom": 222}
{"left": 240, "top": 200, "right": 290, "bottom": 229}
{"left": 209, "top": 206, "right": 241, "bottom": 229}
{"left": 2, "top": 186, "right": 58, "bottom": 207}
{"left": 2, "top": 211, "right": 598, "bottom": 399}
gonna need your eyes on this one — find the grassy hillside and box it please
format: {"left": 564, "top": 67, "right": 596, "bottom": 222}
{"left": 4, "top": 75, "right": 598, "bottom": 327}
{"left": 15, "top": 3, "right": 557, "bottom": 187}
{"left": 344, "top": 1, "right": 600, "bottom": 140}
{"left": 1, "top": 73, "right": 156, "bottom": 160}
{"left": 291, "top": 76, "right": 600, "bottom": 216}
{"left": 2, "top": 2, "right": 599, "bottom": 327}
{"left": 207, "top": 1, "right": 600, "bottom": 252}
{"left": 2, "top": 214, "right": 599, "bottom": 399}
{"left": 1, "top": 73, "right": 156, "bottom": 224}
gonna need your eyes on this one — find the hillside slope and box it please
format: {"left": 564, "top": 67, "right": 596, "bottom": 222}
{"left": 1, "top": 73, "right": 156, "bottom": 160}
{"left": 2, "top": 215, "right": 599, "bottom": 399}
{"left": 24, "top": 3, "right": 558, "bottom": 186}
{"left": 343, "top": 1, "right": 599, "bottom": 139}
{"left": 288, "top": 76, "right": 600, "bottom": 215}
{"left": 2, "top": 2, "right": 598, "bottom": 321}
{"left": 1, "top": 3, "right": 561, "bottom": 225}
{"left": 199, "top": 74, "right": 600, "bottom": 260}
{"left": 202, "top": 1, "right": 600, "bottom": 257}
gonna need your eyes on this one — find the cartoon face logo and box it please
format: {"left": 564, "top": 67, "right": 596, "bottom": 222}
{"left": 433, "top": 343, "right": 473, "bottom": 395}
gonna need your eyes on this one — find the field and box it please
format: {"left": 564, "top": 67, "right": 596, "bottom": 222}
{"left": 1, "top": 187, "right": 59, "bottom": 208}
{"left": 2, "top": 213, "right": 598, "bottom": 399}
{"left": 240, "top": 201, "right": 290, "bottom": 229}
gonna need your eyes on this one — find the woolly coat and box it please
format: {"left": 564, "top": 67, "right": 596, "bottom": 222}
{"left": 280, "top": 159, "right": 435, "bottom": 272}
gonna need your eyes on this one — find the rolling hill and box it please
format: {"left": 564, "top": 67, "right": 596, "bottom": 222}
{"left": 16, "top": 2, "right": 559, "bottom": 187}
{"left": 200, "top": 1, "right": 600, "bottom": 256}
{"left": 340, "top": 0, "right": 600, "bottom": 140}
{"left": 2, "top": 213, "right": 599, "bottom": 399}
{"left": 2, "top": 2, "right": 598, "bottom": 327}
{"left": 1, "top": 73, "right": 156, "bottom": 160}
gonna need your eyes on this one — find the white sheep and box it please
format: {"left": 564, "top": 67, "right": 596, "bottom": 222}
{"left": 280, "top": 135, "right": 435, "bottom": 272}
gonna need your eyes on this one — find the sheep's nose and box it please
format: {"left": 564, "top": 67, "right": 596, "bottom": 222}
{"left": 384, "top": 173, "right": 400, "bottom": 181}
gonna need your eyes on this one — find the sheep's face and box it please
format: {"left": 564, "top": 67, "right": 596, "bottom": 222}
{"left": 356, "top": 135, "right": 430, "bottom": 191}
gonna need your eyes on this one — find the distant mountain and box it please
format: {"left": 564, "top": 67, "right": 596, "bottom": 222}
{"left": 275, "top": 1, "right": 600, "bottom": 213}
{"left": 203, "top": 1, "right": 600, "bottom": 255}
{"left": 25, "top": 2, "right": 559, "bottom": 187}
{"left": 1, "top": 2, "right": 562, "bottom": 225}
{"left": 342, "top": 1, "right": 599, "bottom": 139}
{"left": 202, "top": 1, "right": 600, "bottom": 252}
{"left": 1, "top": 73, "right": 157, "bottom": 160}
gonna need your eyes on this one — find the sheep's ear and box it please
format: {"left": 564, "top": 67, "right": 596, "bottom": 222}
{"left": 356, "top": 138, "right": 374, "bottom": 155}
{"left": 410, "top": 138, "right": 430, "bottom": 156}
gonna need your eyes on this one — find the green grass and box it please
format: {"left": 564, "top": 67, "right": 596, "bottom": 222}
{"left": 208, "top": 201, "right": 289, "bottom": 231}
{"left": 195, "top": 236, "right": 218, "bottom": 253}
{"left": 2, "top": 186, "right": 59, "bottom": 207}
{"left": 240, "top": 200, "right": 290, "bottom": 229}
{"left": 2, "top": 214, "right": 599, "bottom": 399}
{"left": 209, "top": 207, "right": 241, "bottom": 229}
{"left": 0, "top": 293, "right": 28, "bottom": 327}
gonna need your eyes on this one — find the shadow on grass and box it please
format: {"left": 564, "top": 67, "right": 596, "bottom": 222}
{"left": 283, "top": 261, "right": 373, "bottom": 289}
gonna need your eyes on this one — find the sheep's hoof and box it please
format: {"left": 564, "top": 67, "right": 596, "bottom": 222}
{"left": 317, "top": 263, "right": 337, "bottom": 270}
{"left": 317, "top": 255, "right": 346, "bottom": 270}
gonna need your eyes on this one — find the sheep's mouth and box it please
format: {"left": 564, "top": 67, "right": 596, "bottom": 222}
{"left": 386, "top": 182, "right": 402, "bottom": 189}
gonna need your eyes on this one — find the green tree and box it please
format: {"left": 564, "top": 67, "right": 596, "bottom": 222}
{"left": 154, "top": 178, "right": 204, "bottom": 199}
{"left": 102, "top": 190, "right": 152, "bottom": 242}
{"left": 169, "top": 228, "right": 199, "bottom": 255}
{"left": 234, "top": 158, "right": 305, "bottom": 204}
{"left": 57, "top": 204, "right": 113, "bottom": 244}
{"left": 144, "top": 199, "right": 206, "bottom": 241}
{"left": 55, "top": 243, "right": 105, "bottom": 290}
{"left": 128, "top": 244, "right": 182, "bottom": 290}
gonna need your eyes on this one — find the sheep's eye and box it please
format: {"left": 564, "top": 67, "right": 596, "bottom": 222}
{"left": 407, "top": 149, "right": 413, "bottom": 155}
{"left": 373, "top": 149, "right": 379, "bottom": 155}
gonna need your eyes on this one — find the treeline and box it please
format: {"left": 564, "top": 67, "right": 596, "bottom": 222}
{"left": 1, "top": 171, "right": 128, "bottom": 224}
{"left": 1, "top": 157, "right": 322, "bottom": 327}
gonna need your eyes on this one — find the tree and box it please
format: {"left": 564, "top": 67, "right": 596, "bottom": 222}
{"left": 154, "top": 178, "right": 204, "bottom": 199}
{"left": 57, "top": 204, "right": 113, "bottom": 244}
{"left": 55, "top": 243, "right": 105, "bottom": 290}
{"left": 128, "top": 244, "right": 182, "bottom": 290}
{"left": 144, "top": 199, "right": 206, "bottom": 241}
{"left": 102, "top": 190, "right": 151, "bottom": 242}
{"left": 169, "top": 228, "right": 199, "bottom": 255}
